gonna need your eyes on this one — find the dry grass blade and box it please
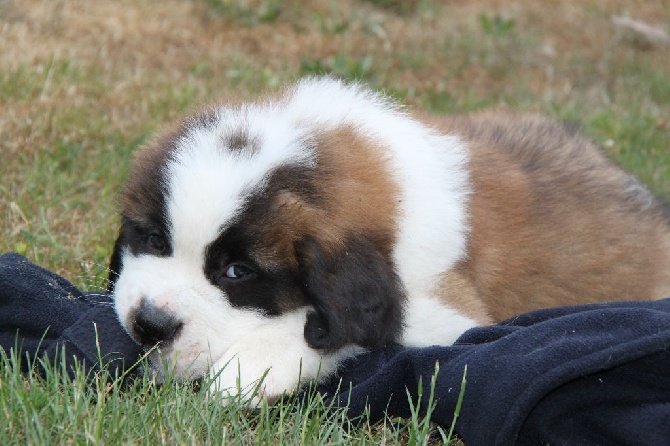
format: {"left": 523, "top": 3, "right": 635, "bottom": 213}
{"left": 612, "top": 15, "right": 670, "bottom": 46}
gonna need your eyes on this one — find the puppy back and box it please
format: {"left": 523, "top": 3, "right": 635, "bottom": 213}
{"left": 430, "top": 112, "right": 670, "bottom": 321}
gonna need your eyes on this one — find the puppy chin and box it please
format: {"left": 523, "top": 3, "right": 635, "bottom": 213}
{"left": 144, "top": 343, "right": 213, "bottom": 383}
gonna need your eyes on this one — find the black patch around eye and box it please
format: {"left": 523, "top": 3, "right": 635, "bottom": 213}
{"left": 201, "top": 163, "right": 321, "bottom": 314}
{"left": 119, "top": 217, "right": 172, "bottom": 258}
{"left": 209, "top": 262, "right": 257, "bottom": 286}
{"left": 109, "top": 218, "right": 172, "bottom": 290}
{"left": 204, "top": 225, "right": 306, "bottom": 315}
{"left": 223, "top": 263, "right": 255, "bottom": 280}
{"left": 146, "top": 233, "right": 168, "bottom": 254}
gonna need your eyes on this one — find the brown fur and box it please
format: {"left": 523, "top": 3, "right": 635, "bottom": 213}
{"left": 261, "top": 126, "right": 399, "bottom": 264}
{"left": 311, "top": 127, "right": 400, "bottom": 256}
{"left": 429, "top": 113, "right": 670, "bottom": 322}
{"left": 119, "top": 121, "right": 185, "bottom": 225}
{"left": 120, "top": 98, "right": 670, "bottom": 327}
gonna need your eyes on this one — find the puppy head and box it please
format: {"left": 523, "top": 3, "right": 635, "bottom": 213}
{"left": 108, "top": 81, "right": 405, "bottom": 380}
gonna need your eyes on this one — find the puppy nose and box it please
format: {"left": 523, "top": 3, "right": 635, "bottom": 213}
{"left": 131, "top": 300, "right": 183, "bottom": 347}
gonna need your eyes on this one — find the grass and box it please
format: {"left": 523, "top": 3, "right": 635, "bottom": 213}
{"left": 1, "top": 0, "right": 669, "bottom": 443}
{"left": 0, "top": 347, "right": 453, "bottom": 444}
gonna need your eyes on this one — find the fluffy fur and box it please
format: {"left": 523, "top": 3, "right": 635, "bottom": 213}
{"left": 109, "top": 77, "right": 670, "bottom": 404}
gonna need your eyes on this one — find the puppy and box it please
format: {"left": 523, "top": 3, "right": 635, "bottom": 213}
{"left": 108, "top": 77, "right": 670, "bottom": 404}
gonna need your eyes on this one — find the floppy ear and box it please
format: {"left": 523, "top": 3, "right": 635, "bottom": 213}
{"left": 107, "top": 228, "right": 125, "bottom": 292}
{"left": 296, "top": 235, "right": 405, "bottom": 352}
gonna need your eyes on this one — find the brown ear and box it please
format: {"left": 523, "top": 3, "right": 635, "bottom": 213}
{"left": 296, "top": 235, "right": 405, "bottom": 352}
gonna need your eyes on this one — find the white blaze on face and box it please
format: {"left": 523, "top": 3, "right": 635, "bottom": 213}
{"left": 113, "top": 106, "right": 315, "bottom": 380}
{"left": 166, "top": 108, "right": 315, "bottom": 264}
{"left": 112, "top": 78, "right": 474, "bottom": 393}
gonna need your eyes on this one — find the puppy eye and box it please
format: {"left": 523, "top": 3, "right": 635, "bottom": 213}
{"left": 147, "top": 233, "right": 167, "bottom": 252}
{"left": 224, "top": 263, "right": 254, "bottom": 279}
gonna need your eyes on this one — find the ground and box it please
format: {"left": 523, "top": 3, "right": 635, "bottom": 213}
{"left": 0, "top": 0, "right": 668, "bottom": 443}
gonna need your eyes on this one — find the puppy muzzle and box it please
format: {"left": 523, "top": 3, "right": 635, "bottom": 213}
{"left": 129, "top": 298, "right": 183, "bottom": 348}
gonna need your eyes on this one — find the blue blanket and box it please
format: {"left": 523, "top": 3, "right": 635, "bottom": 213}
{"left": 0, "top": 253, "right": 142, "bottom": 377}
{"left": 2, "top": 252, "right": 669, "bottom": 445}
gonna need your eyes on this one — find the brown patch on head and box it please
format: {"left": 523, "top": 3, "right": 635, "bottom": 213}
{"left": 202, "top": 123, "right": 402, "bottom": 320}
{"left": 244, "top": 124, "right": 401, "bottom": 270}
{"left": 219, "top": 123, "right": 261, "bottom": 157}
{"left": 120, "top": 104, "right": 262, "bottom": 226}
{"left": 110, "top": 116, "right": 193, "bottom": 285}
{"left": 290, "top": 125, "right": 400, "bottom": 255}
{"left": 119, "top": 121, "right": 183, "bottom": 228}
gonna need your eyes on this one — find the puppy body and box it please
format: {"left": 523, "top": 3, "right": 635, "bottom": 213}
{"left": 110, "top": 78, "right": 670, "bottom": 403}
{"left": 439, "top": 113, "right": 670, "bottom": 322}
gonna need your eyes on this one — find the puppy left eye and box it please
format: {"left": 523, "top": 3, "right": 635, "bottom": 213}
{"left": 224, "top": 263, "right": 254, "bottom": 279}
{"left": 147, "top": 233, "right": 167, "bottom": 253}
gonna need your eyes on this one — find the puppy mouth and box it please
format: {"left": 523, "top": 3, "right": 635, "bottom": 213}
{"left": 144, "top": 343, "right": 176, "bottom": 376}
{"left": 143, "top": 340, "right": 211, "bottom": 382}
{"left": 144, "top": 340, "right": 175, "bottom": 358}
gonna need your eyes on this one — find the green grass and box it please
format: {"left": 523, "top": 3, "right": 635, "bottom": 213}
{"left": 1, "top": 0, "right": 669, "bottom": 443}
{"left": 0, "top": 347, "right": 454, "bottom": 444}
{"left": 199, "top": 0, "right": 284, "bottom": 25}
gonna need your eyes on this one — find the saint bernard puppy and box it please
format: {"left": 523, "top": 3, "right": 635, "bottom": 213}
{"left": 108, "top": 77, "right": 670, "bottom": 404}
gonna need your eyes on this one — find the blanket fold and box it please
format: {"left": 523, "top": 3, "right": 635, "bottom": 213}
{"left": 319, "top": 301, "right": 670, "bottom": 444}
{"left": 1, "top": 252, "right": 669, "bottom": 445}
{"left": 0, "top": 252, "right": 142, "bottom": 377}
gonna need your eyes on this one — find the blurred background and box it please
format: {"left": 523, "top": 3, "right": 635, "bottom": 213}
{"left": 1, "top": 0, "right": 668, "bottom": 285}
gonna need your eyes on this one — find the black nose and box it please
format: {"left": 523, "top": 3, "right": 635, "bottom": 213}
{"left": 131, "top": 300, "right": 183, "bottom": 347}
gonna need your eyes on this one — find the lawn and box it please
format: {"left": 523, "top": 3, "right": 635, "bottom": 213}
{"left": 1, "top": 0, "right": 669, "bottom": 443}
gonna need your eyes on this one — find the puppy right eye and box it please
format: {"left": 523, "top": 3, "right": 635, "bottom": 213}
{"left": 224, "top": 263, "right": 254, "bottom": 279}
{"left": 147, "top": 233, "right": 167, "bottom": 252}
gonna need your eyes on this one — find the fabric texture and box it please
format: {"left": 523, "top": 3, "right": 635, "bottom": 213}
{"left": 2, "top": 252, "right": 669, "bottom": 444}
{"left": 319, "top": 301, "right": 670, "bottom": 445}
{"left": 0, "top": 252, "right": 142, "bottom": 377}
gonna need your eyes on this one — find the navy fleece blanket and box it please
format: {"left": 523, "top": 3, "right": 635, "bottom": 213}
{"left": 0, "top": 253, "right": 142, "bottom": 377}
{"left": 2, "top": 253, "right": 669, "bottom": 445}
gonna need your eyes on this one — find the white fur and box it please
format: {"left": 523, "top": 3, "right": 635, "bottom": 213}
{"left": 113, "top": 77, "right": 478, "bottom": 404}
{"left": 285, "top": 79, "right": 478, "bottom": 344}
{"left": 286, "top": 78, "right": 471, "bottom": 300}
{"left": 401, "top": 295, "right": 478, "bottom": 347}
{"left": 114, "top": 253, "right": 269, "bottom": 380}
{"left": 208, "top": 307, "right": 362, "bottom": 407}
{"left": 167, "top": 108, "right": 314, "bottom": 255}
